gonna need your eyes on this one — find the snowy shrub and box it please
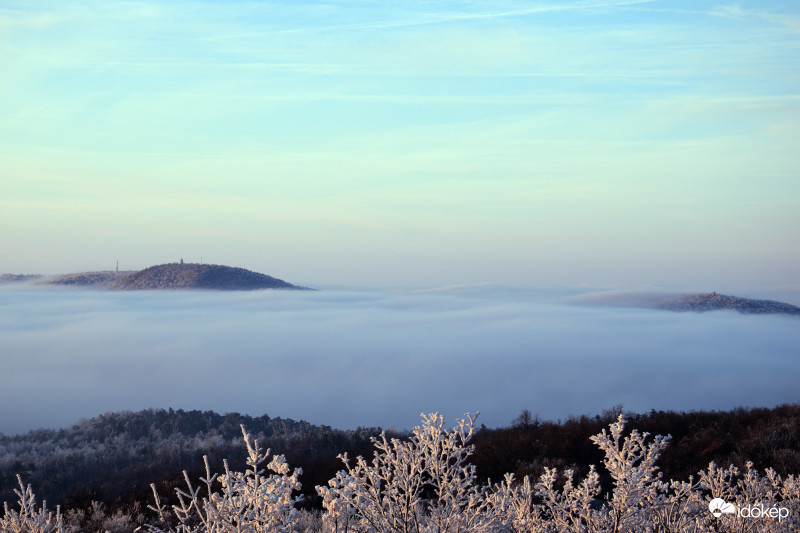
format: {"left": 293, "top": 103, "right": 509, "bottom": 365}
{"left": 143, "top": 425, "right": 302, "bottom": 533}
{"left": 64, "top": 500, "right": 143, "bottom": 533}
{"left": 317, "top": 412, "right": 497, "bottom": 533}
{"left": 0, "top": 475, "right": 66, "bottom": 533}
{"left": 293, "top": 509, "right": 323, "bottom": 533}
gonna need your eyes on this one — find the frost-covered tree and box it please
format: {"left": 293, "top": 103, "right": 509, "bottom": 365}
{"left": 487, "top": 473, "right": 535, "bottom": 533}
{"left": 143, "top": 425, "right": 302, "bottom": 533}
{"left": 588, "top": 415, "right": 670, "bottom": 531}
{"left": 318, "top": 413, "right": 666, "bottom": 533}
{"left": 0, "top": 475, "right": 66, "bottom": 533}
{"left": 317, "top": 412, "right": 497, "bottom": 533}
{"left": 492, "top": 414, "right": 799, "bottom": 533}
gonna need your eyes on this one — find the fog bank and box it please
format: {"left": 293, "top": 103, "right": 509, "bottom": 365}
{"left": 1, "top": 286, "right": 798, "bottom": 435}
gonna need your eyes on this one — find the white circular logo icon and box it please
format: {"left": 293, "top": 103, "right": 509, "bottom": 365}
{"left": 709, "top": 498, "right": 736, "bottom": 518}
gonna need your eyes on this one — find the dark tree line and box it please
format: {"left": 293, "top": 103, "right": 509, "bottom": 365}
{"left": 0, "top": 408, "right": 383, "bottom": 514}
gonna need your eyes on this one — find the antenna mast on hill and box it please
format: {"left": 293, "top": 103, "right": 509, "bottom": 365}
{"left": 116, "top": 260, "right": 118, "bottom": 273}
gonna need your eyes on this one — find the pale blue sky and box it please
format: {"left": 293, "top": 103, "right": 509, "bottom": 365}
{"left": 2, "top": 0, "right": 798, "bottom": 289}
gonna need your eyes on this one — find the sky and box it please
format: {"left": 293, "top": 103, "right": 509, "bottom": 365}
{"left": 2, "top": 0, "right": 799, "bottom": 290}
{"left": 2, "top": 285, "right": 799, "bottom": 435}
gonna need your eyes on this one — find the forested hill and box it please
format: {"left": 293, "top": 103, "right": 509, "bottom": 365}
{"left": 0, "top": 274, "right": 42, "bottom": 283}
{"left": 111, "top": 263, "right": 307, "bottom": 290}
{"left": 658, "top": 292, "right": 800, "bottom": 315}
{"left": 0, "top": 408, "right": 381, "bottom": 508}
{"left": 580, "top": 291, "right": 800, "bottom": 316}
{"left": 39, "top": 263, "right": 310, "bottom": 290}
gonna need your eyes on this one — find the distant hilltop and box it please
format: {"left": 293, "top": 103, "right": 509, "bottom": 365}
{"left": 33, "top": 263, "right": 311, "bottom": 291}
{"left": 657, "top": 292, "right": 800, "bottom": 316}
{"left": 577, "top": 291, "right": 800, "bottom": 317}
{"left": 0, "top": 273, "right": 42, "bottom": 283}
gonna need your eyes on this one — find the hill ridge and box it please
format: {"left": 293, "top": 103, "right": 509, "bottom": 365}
{"left": 40, "top": 263, "right": 310, "bottom": 291}
{"left": 658, "top": 291, "right": 800, "bottom": 315}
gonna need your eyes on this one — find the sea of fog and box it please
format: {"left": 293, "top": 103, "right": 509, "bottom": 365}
{"left": 1, "top": 285, "right": 799, "bottom": 435}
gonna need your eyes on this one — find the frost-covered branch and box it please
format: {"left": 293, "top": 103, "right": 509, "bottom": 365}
{"left": 317, "top": 412, "right": 496, "bottom": 533}
{"left": 0, "top": 475, "right": 66, "bottom": 533}
{"left": 142, "top": 425, "right": 302, "bottom": 533}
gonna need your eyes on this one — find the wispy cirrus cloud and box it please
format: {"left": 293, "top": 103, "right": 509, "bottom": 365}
{"left": 711, "top": 4, "right": 800, "bottom": 34}
{"left": 194, "top": 0, "right": 660, "bottom": 38}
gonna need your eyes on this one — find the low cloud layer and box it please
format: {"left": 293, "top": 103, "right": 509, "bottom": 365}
{"left": 1, "top": 285, "right": 798, "bottom": 435}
